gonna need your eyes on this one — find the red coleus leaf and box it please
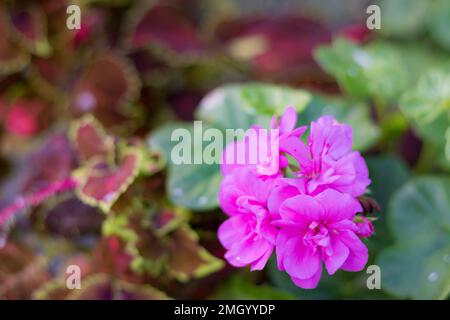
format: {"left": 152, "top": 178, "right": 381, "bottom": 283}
{"left": 125, "top": 4, "right": 204, "bottom": 54}
{"left": 69, "top": 53, "right": 141, "bottom": 128}
{"left": 0, "top": 6, "right": 30, "bottom": 75}
{"left": 104, "top": 208, "right": 223, "bottom": 282}
{"left": 93, "top": 236, "right": 136, "bottom": 280}
{"left": 0, "top": 133, "right": 76, "bottom": 199}
{"left": 74, "top": 147, "right": 142, "bottom": 213}
{"left": 215, "top": 16, "right": 332, "bottom": 82}
{"left": 29, "top": 54, "right": 72, "bottom": 102}
{"left": 6, "top": 3, "right": 50, "bottom": 56}
{"left": 0, "top": 134, "right": 76, "bottom": 233}
{"left": 33, "top": 273, "right": 170, "bottom": 300}
{"left": 70, "top": 114, "right": 114, "bottom": 162}
{"left": 22, "top": 134, "right": 76, "bottom": 192}
{"left": 44, "top": 197, "right": 104, "bottom": 238}
{"left": 67, "top": 274, "right": 170, "bottom": 300}
{"left": 0, "top": 243, "right": 49, "bottom": 299}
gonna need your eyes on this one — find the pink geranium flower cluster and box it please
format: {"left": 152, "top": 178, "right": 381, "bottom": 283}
{"left": 218, "top": 107, "right": 373, "bottom": 289}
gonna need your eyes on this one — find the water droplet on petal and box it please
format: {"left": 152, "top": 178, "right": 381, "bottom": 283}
{"left": 428, "top": 272, "right": 439, "bottom": 282}
{"left": 236, "top": 256, "right": 241, "bottom": 261}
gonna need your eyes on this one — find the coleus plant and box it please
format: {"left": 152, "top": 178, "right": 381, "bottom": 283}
{"left": 70, "top": 115, "right": 223, "bottom": 284}
{"left": 0, "top": 0, "right": 449, "bottom": 301}
{"left": 0, "top": 114, "right": 224, "bottom": 299}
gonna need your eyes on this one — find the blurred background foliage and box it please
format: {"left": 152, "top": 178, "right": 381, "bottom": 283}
{"left": 0, "top": 0, "right": 449, "bottom": 300}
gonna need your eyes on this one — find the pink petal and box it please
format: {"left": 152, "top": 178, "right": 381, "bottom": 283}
{"left": 324, "top": 236, "right": 349, "bottom": 275}
{"left": 267, "top": 181, "right": 300, "bottom": 216}
{"left": 315, "top": 189, "right": 362, "bottom": 222}
{"left": 279, "top": 194, "right": 324, "bottom": 225}
{"left": 339, "top": 230, "right": 368, "bottom": 272}
{"left": 275, "top": 229, "right": 296, "bottom": 271}
{"left": 250, "top": 247, "right": 274, "bottom": 271}
{"left": 280, "top": 135, "right": 310, "bottom": 165}
{"left": 234, "top": 168, "right": 279, "bottom": 202}
{"left": 218, "top": 175, "right": 244, "bottom": 216}
{"left": 218, "top": 215, "right": 250, "bottom": 249}
{"left": 291, "top": 264, "right": 323, "bottom": 289}
{"left": 225, "top": 236, "right": 273, "bottom": 267}
{"left": 282, "top": 236, "right": 321, "bottom": 280}
{"left": 278, "top": 106, "right": 297, "bottom": 134}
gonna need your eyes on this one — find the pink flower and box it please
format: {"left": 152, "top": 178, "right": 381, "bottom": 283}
{"left": 221, "top": 106, "right": 306, "bottom": 177}
{"left": 218, "top": 167, "right": 280, "bottom": 270}
{"left": 354, "top": 216, "right": 375, "bottom": 238}
{"left": 217, "top": 107, "right": 374, "bottom": 289}
{"left": 282, "top": 115, "right": 370, "bottom": 197}
{"left": 272, "top": 188, "right": 368, "bottom": 289}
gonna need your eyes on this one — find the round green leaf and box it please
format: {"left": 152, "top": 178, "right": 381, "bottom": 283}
{"left": 168, "top": 162, "right": 222, "bottom": 211}
{"left": 379, "top": 0, "right": 429, "bottom": 38}
{"left": 149, "top": 123, "right": 222, "bottom": 211}
{"left": 428, "top": 0, "right": 450, "bottom": 50}
{"left": 377, "top": 176, "right": 450, "bottom": 299}
{"left": 195, "top": 83, "right": 311, "bottom": 129}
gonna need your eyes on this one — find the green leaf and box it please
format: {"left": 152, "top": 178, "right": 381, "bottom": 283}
{"left": 363, "top": 42, "right": 410, "bottom": 103}
{"left": 314, "top": 39, "right": 369, "bottom": 97}
{"left": 379, "top": 0, "right": 429, "bottom": 38}
{"left": 300, "top": 95, "right": 380, "bottom": 151}
{"left": 428, "top": 0, "right": 450, "bottom": 50}
{"left": 365, "top": 155, "right": 411, "bottom": 251}
{"left": 168, "top": 163, "right": 222, "bottom": 210}
{"left": 149, "top": 122, "right": 222, "bottom": 210}
{"left": 446, "top": 127, "right": 450, "bottom": 162}
{"left": 400, "top": 70, "right": 450, "bottom": 129}
{"left": 239, "top": 83, "right": 311, "bottom": 116}
{"left": 195, "top": 83, "right": 311, "bottom": 128}
{"left": 148, "top": 122, "right": 191, "bottom": 166}
{"left": 399, "top": 69, "right": 450, "bottom": 145}
{"left": 377, "top": 176, "right": 450, "bottom": 299}
{"left": 378, "top": 237, "right": 450, "bottom": 300}
{"left": 212, "top": 274, "right": 295, "bottom": 300}
{"left": 315, "top": 39, "right": 409, "bottom": 103}
{"left": 366, "top": 155, "right": 410, "bottom": 210}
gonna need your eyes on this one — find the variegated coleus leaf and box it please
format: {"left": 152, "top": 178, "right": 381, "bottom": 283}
{"left": 69, "top": 53, "right": 141, "bottom": 129}
{"left": 33, "top": 274, "right": 170, "bottom": 300}
{"left": 123, "top": 4, "right": 205, "bottom": 57}
{"left": 70, "top": 114, "right": 115, "bottom": 163}
{"left": 69, "top": 115, "right": 164, "bottom": 213}
{"left": 5, "top": 3, "right": 51, "bottom": 57}
{"left": 0, "top": 134, "right": 76, "bottom": 233}
{"left": 73, "top": 146, "right": 143, "bottom": 213}
{"left": 103, "top": 208, "right": 224, "bottom": 282}
{"left": 44, "top": 197, "right": 104, "bottom": 238}
{"left": 0, "top": 243, "right": 49, "bottom": 299}
{"left": 0, "top": 6, "right": 30, "bottom": 76}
